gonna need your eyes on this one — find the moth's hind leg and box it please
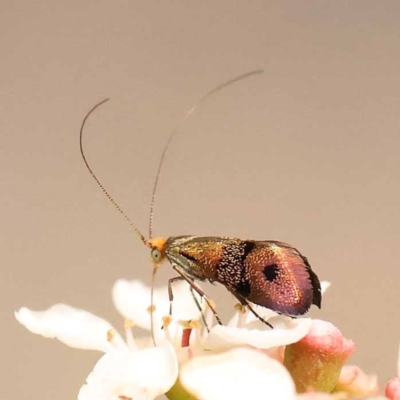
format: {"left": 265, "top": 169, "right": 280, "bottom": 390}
{"left": 189, "top": 286, "right": 211, "bottom": 332}
{"left": 172, "top": 265, "right": 223, "bottom": 326}
{"left": 233, "top": 294, "right": 273, "bottom": 329}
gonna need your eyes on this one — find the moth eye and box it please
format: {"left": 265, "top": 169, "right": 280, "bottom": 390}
{"left": 151, "top": 247, "right": 162, "bottom": 263}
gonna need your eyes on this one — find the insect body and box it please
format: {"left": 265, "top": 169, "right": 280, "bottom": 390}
{"left": 150, "top": 236, "right": 321, "bottom": 318}
{"left": 79, "top": 70, "right": 321, "bottom": 329}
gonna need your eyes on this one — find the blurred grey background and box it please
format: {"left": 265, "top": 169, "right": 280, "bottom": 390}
{"left": 2, "top": 1, "right": 399, "bottom": 399}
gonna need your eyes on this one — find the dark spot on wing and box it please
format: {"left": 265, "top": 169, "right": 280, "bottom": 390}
{"left": 263, "top": 263, "right": 279, "bottom": 282}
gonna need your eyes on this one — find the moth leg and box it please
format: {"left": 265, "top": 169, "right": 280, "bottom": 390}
{"left": 172, "top": 265, "right": 223, "bottom": 325}
{"left": 189, "top": 285, "right": 211, "bottom": 332}
{"left": 246, "top": 302, "right": 273, "bottom": 328}
{"left": 167, "top": 276, "right": 185, "bottom": 316}
{"left": 233, "top": 294, "right": 273, "bottom": 328}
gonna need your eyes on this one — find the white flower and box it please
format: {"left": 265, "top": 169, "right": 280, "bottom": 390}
{"left": 180, "top": 347, "right": 296, "bottom": 400}
{"left": 16, "top": 279, "right": 331, "bottom": 400}
{"left": 15, "top": 301, "right": 179, "bottom": 400}
{"left": 78, "top": 343, "right": 178, "bottom": 400}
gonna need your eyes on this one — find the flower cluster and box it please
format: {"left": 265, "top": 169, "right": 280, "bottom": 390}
{"left": 15, "top": 280, "right": 398, "bottom": 400}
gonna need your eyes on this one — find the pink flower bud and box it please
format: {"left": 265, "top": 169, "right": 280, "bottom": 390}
{"left": 385, "top": 377, "right": 400, "bottom": 400}
{"left": 283, "top": 319, "right": 355, "bottom": 393}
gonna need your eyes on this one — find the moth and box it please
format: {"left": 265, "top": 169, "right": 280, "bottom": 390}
{"left": 80, "top": 70, "right": 321, "bottom": 328}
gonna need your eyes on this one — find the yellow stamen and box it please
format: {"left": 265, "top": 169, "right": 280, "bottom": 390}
{"left": 124, "top": 319, "right": 135, "bottom": 329}
{"left": 234, "top": 303, "right": 247, "bottom": 313}
{"left": 162, "top": 315, "right": 172, "bottom": 329}
{"left": 147, "top": 304, "right": 156, "bottom": 314}
{"left": 107, "top": 328, "right": 115, "bottom": 342}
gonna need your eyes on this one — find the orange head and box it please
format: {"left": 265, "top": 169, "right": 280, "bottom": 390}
{"left": 148, "top": 237, "right": 168, "bottom": 267}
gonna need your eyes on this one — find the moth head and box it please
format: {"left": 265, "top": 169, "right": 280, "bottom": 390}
{"left": 148, "top": 237, "right": 168, "bottom": 267}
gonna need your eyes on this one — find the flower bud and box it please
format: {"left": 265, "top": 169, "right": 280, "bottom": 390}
{"left": 284, "top": 319, "right": 355, "bottom": 393}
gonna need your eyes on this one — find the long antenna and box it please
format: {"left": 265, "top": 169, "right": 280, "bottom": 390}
{"left": 148, "top": 69, "right": 264, "bottom": 239}
{"left": 79, "top": 98, "right": 148, "bottom": 246}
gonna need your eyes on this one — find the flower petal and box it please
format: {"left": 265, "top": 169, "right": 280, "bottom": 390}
{"left": 112, "top": 279, "right": 202, "bottom": 330}
{"left": 297, "top": 394, "right": 345, "bottom": 399}
{"left": 78, "top": 342, "right": 178, "bottom": 400}
{"left": 334, "top": 365, "right": 379, "bottom": 397}
{"left": 227, "top": 304, "right": 277, "bottom": 327}
{"left": 320, "top": 281, "right": 330, "bottom": 295}
{"left": 15, "top": 304, "right": 125, "bottom": 352}
{"left": 204, "top": 316, "right": 311, "bottom": 351}
{"left": 181, "top": 347, "right": 296, "bottom": 400}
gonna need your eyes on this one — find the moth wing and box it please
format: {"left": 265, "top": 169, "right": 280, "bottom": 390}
{"left": 243, "top": 241, "right": 321, "bottom": 316}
